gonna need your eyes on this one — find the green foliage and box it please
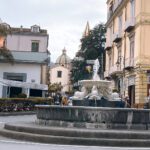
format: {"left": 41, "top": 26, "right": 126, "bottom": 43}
{"left": 48, "top": 82, "right": 63, "bottom": 93}
{"left": 17, "top": 93, "right": 27, "bottom": 98}
{"left": 0, "top": 24, "right": 14, "bottom": 63}
{"left": 0, "top": 24, "right": 11, "bottom": 36}
{"left": 71, "top": 23, "right": 106, "bottom": 86}
{"left": 0, "top": 97, "right": 53, "bottom": 105}
{"left": 0, "top": 47, "right": 14, "bottom": 63}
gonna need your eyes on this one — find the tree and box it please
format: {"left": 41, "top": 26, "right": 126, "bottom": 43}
{"left": 48, "top": 82, "right": 63, "bottom": 93}
{"left": 71, "top": 23, "right": 106, "bottom": 87}
{"left": 0, "top": 23, "right": 14, "bottom": 63}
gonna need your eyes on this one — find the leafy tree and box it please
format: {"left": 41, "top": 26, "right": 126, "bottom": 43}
{"left": 48, "top": 82, "right": 63, "bottom": 93}
{"left": 0, "top": 23, "right": 14, "bottom": 63}
{"left": 71, "top": 23, "right": 106, "bottom": 87}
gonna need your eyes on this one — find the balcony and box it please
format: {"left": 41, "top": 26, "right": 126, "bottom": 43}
{"left": 124, "top": 58, "right": 134, "bottom": 70}
{"left": 113, "top": 32, "right": 122, "bottom": 43}
{"left": 109, "top": 65, "right": 123, "bottom": 77}
{"left": 124, "top": 17, "right": 135, "bottom": 32}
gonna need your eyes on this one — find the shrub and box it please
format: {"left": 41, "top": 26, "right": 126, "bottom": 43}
{"left": 17, "top": 93, "right": 27, "bottom": 98}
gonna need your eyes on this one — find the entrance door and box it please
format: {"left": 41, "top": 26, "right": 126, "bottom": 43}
{"left": 30, "top": 89, "right": 42, "bottom": 97}
{"left": 128, "top": 85, "right": 135, "bottom": 107}
{"left": 147, "top": 84, "right": 150, "bottom": 96}
{"left": 9, "top": 87, "right": 22, "bottom": 98}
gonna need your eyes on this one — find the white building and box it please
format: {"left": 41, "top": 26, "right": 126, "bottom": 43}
{"left": 0, "top": 23, "right": 49, "bottom": 98}
{"left": 50, "top": 48, "right": 71, "bottom": 93}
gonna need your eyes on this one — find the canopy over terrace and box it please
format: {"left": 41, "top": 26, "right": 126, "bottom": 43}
{"left": 0, "top": 78, "right": 48, "bottom": 98}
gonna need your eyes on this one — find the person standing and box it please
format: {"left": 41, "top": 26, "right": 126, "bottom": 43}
{"left": 61, "top": 96, "right": 68, "bottom": 106}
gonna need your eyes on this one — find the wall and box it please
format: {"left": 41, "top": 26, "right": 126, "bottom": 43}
{"left": 6, "top": 34, "right": 48, "bottom": 52}
{"left": 36, "top": 105, "right": 150, "bottom": 130}
{"left": 0, "top": 63, "right": 41, "bottom": 97}
{"left": 50, "top": 66, "right": 70, "bottom": 92}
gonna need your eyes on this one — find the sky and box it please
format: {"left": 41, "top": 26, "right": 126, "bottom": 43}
{"left": 0, "top": 0, "right": 107, "bottom": 62}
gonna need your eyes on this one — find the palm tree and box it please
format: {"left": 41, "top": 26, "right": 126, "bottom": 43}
{"left": 0, "top": 23, "right": 14, "bottom": 63}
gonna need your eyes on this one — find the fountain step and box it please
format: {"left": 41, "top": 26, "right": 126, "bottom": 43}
{"left": 0, "top": 123, "right": 150, "bottom": 147}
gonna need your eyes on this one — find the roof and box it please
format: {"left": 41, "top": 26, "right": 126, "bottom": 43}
{"left": 55, "top": 48, "right": 71, "bottom": 65}
{"left": 0, "top": 51, "right": 48, "bottom": 64}
{"left": 83, "top": 21, "right": 90, "bottom": 37}
{"left": 50, "top": 64, "right": 69, "bottom": 70}
{"left": 11, "top": 27, "right": 48, "bottom": 36}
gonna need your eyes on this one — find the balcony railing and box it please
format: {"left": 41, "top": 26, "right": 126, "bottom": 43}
{"left": 113, "top": 32, "right": 122, "bottom": 43}
{"left": 109, "top": 64, "right": 123, "bottom": 76}
{"left": 124, "top": 58, "right": 135, "bottom": 70}
{"left": 124, "top": 17, "right": 135, "bottom": 32}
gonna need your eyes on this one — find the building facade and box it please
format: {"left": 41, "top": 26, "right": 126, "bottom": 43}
{"left": 105, "top": 0, "right": 150, "bottom": 107}
{"left": 50, "top": 48, "right": 72, "bottom": 93}
{"left": 0, "top": 23, "right": 49, "bottom": 98}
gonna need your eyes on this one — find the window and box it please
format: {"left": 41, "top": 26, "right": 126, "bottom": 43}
{"left": 130, "top": 0, "right": 135, "bottom": 18}
{"left": 57, "top": 71, "right": 62, "bottom": 78}
{"left": 129, "top": 35, "right": 135, "bottom": 65}
{"left": 117, "top": 44, "right": 122, "bottom": 69}
{"left": 31, "top": 41, "right": 39, "bottom": 52}
{"left": 110, "top": 25, "right": 113, "bottom": 43}
{"left": 129, "top": 35, "right": 134, "bottom": 59}
{"left": 118, "top": 14, "right": 122, "bottom": 33}
{"left": 109, "top": 55, "right": 112, "bottom": 70}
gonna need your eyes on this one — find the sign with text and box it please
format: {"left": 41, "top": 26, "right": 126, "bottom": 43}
{"left": 86, "top": 60, "right": 95, "bottom": 64}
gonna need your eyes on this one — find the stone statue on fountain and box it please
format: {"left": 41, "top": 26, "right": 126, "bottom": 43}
{"left": 70, "top": 86, "right": 87, "bottom": 100}
{"left": 92, "top": 59, "right": 100, "bottom": 81}
{"left": 71, "top": 59, "right": 103, "bottom": 100}
{"left": 85, "top": 59, "right": 102, "bottom": 100}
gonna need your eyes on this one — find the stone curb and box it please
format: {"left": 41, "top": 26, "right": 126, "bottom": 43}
{"left": 0, "top": 111, "right": 36, "bottom": 116}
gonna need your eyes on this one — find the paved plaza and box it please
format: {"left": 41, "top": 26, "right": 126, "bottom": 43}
{"left": 0, "top": 139, "right": 150, "bottom": 150}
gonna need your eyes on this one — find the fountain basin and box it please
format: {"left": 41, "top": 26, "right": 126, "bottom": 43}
{"left": 78, "top": 79, "right": 112, "bottom": 99}
{"left": 79, "top": 80, "right": 111, "bottom": 88}
{"left": 36, "top": 105, "right": 150, "bottom": 130}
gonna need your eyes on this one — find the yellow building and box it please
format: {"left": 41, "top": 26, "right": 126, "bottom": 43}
{"left": 105, "top": 0, "right": 150, "bottom": 107}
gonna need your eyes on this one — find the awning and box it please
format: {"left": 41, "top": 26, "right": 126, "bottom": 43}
{"left": 0, "top": 78, "right": 48, "bottom": 90}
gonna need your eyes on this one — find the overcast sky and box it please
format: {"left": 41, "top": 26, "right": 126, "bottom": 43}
{"left": 0, "top": 0, "right": 107, "bottom": 62}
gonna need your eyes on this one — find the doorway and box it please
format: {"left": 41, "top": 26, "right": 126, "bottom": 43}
{"left": 9, "top": 87, "right": 22, "bottom": 98}
{"left": 30, "top": 89, "right": 42, "bottom": 97}
{"left": 128, "top": 85, "right": 135, "bottom": 107}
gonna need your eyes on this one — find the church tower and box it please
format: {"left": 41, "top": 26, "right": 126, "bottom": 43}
{"left": 83, "top": 21, "right": 90, "bottom": 37}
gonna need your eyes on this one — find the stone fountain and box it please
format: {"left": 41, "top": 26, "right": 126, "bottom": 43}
{"left": 34, "top": 59, "right": 150, "bottom": 135}
{"left": 71, "top": 59, "right": 112, "bottom": 104}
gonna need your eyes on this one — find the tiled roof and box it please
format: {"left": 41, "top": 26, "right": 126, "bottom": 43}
{"left": 10, "top": 27, "right": 47, "bottom": 36}
{"left": 0, "top": 51, "right": 48, "bottom": 64}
